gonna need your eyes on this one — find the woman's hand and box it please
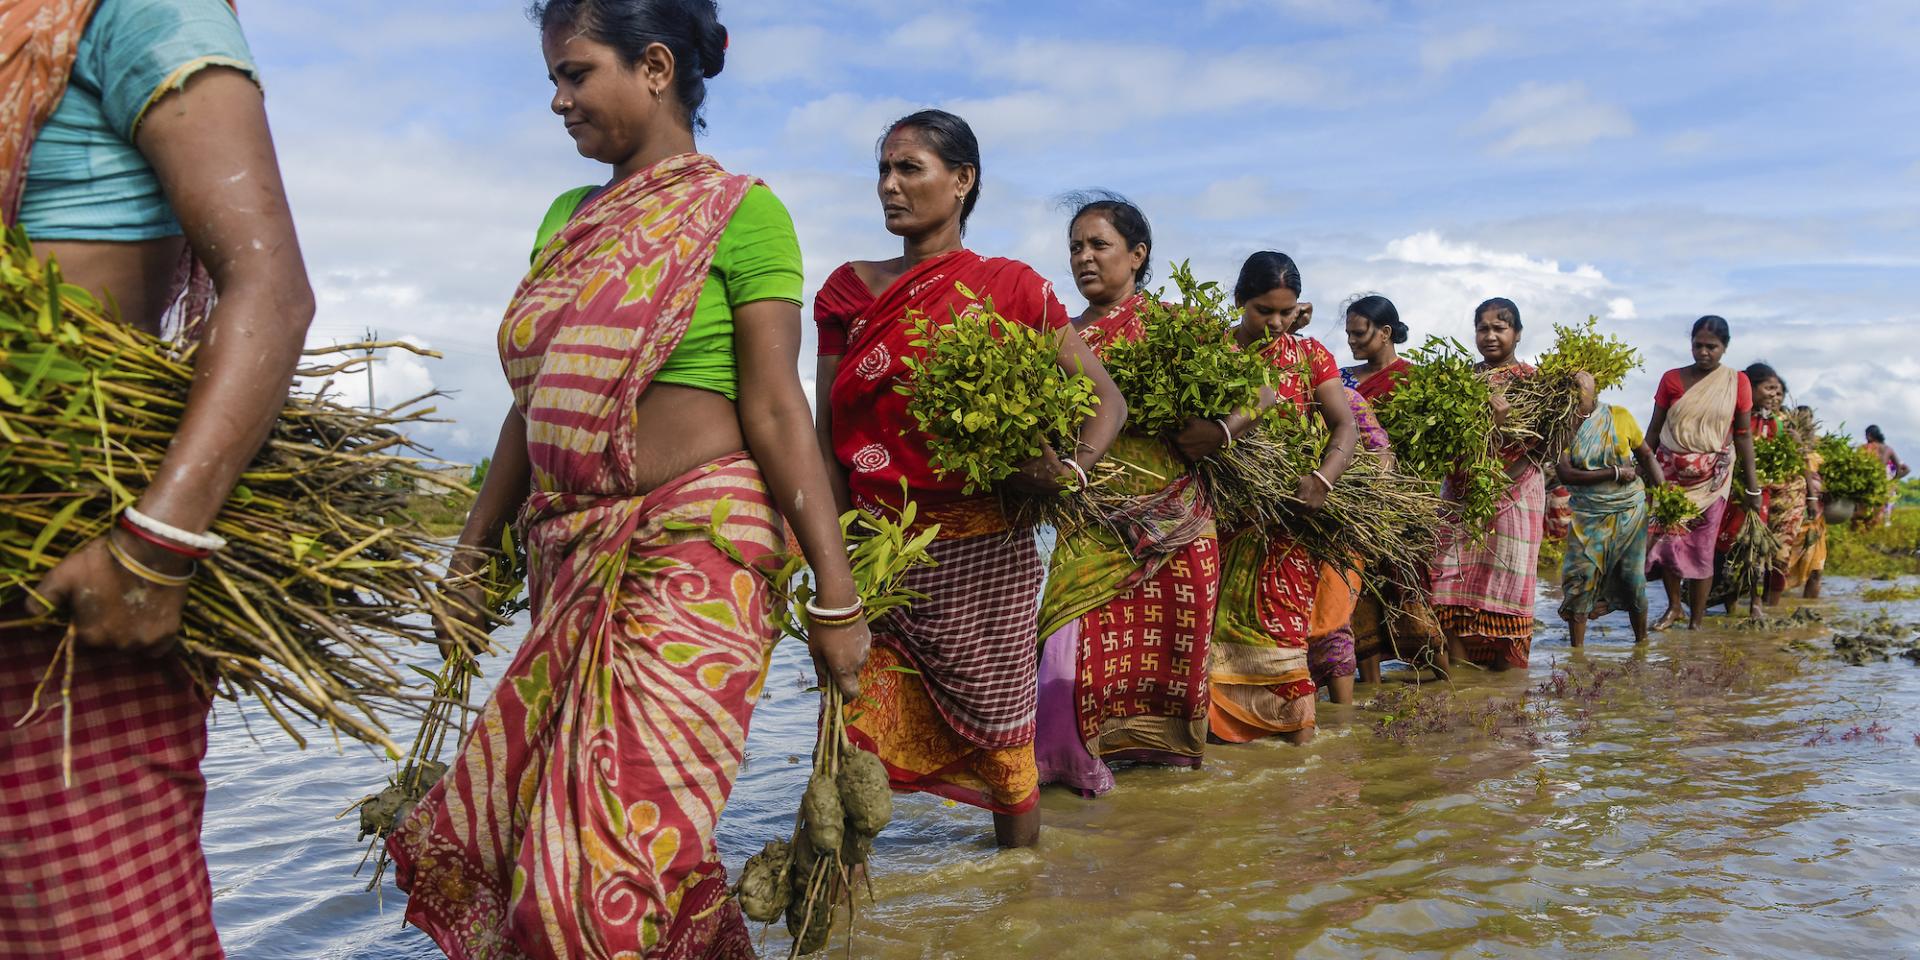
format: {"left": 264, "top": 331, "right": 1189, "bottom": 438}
{"left": 810, "top": 618, "right": 871, "bottom": 700}
{"left": 1742, "top": 489, "right": 1763, "bottom": 512}
{"left": 30, "top": 534, "right": 188, "bottom": 654}
{"left": 1293, "top": 471, "right": 1332, "bottom": 512}
{"left": 1009, "top": 445, "right": 1075, "bottom": 494}
{"left": 1573, "top": 371, "right": 1598, "bottom": 417}
{"left": 432, "top": 548, "right": 492, "bottom": 658}
{"left": 1174, "top": 417, "right": 1230, "bottom": 461}
{"left": 1489, "top": 391, "right": 1512, "bottom": 428}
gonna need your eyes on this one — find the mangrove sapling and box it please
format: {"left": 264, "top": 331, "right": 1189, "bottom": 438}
{"left": 899, "top": 282, "right": 1101, "bottom": 528}
{"left": 1194, "top": 406, "right": 1446, "bottom": 603}
{"left": 1817, "top": 432, "right": 1894, "bottom": 512}
{"left": 741, "top": 495, "right": 934, "bottom": 955}
{"left": 1371, "top": 336, "right": 1507, "bottom": 536}
{"left": 1755, "top": 430, "right": 1806, "bottom": 487}
{"left": 1099, "top": 261, "right": 1270, "bottom": 436}
{"left": 1723, "top": 518, "right": 1784, "bottom": 615}
{"left": 1649, "top": 483, "right": 1703, "bottom": 537}
{"left": 0, "top": 227, "right": 487, "bottom": 772}
{"left": 1499, "top": 316, "right": 1643, "bottom": 467}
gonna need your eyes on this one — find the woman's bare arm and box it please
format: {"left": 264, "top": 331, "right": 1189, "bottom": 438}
{"left": 32, "top": 68, "right": 314, "bottom": 651}
{"left": 812, "top": 355, "right": 853, "bottom": 515}
{"left": 740, "top": 301, "right": 868, "bottom": 698}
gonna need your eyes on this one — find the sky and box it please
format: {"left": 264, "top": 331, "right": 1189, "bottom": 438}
{"left": 237, "top": 0, "right": 1920, "bottom": 465}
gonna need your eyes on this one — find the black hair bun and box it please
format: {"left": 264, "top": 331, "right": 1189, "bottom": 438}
{"left": 699, "top": 22, "right": 726, "bottom": 79}
{"left": 1390, "top": 322, "right": 1409, "bottom": 345}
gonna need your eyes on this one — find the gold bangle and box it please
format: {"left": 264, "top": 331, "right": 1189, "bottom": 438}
{"left": 807, "top": 609, "right": 866, "bottom": 628}
{"left": 107, "top": 535, "right": 196, "bottom": 587}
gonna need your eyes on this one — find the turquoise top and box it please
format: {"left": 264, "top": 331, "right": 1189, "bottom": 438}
{"left": 19, "top": 0, "right": 257, "bottom": 241}
{"left": 530, "top": 182, "right": 802, "bottom": 400}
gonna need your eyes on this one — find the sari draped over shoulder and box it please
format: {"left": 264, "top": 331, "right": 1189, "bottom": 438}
{"left": 1559, "top": 405, "right": 1650, "bottom": 622}
{"left": 1346, "top": 357, "right": 1412, "bottom": 404}
{"left": 1648, "top": 364, "right": 1742, "bottom": 581}
{"left": 1756, "top": 414, "right": 1810, "bottom": 591}
{"left": 816, "top": 250, "right": 1067, "bottom": 814}
{"left": 1033, "top": 294, "right": 1218, "bottom": 795}
{"left": 1208, "top": 334, "right": 1338, "bottom": 742}
{"left": 1431, "top": 363, "right": 1543, "bottom": 670}
{"left": 388, "top": 154, "right": 771, "bottom": 960}
{"left": 0, "top": 0, "right": 97, "bottom": 220}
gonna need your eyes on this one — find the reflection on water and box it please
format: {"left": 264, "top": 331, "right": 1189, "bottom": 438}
{"left": 202, "top": 575, "right": 1920, "bottom": 959}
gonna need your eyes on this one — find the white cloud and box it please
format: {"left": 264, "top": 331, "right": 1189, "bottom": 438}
{"left": 1420, "top": 25, "right": 1503, "bottom": 74}
{"left": 1477, "top": 81, "right": 1634, "bottom": 154}
{"left": 1606, "top": 297, "right": 1638, "bottom": 320}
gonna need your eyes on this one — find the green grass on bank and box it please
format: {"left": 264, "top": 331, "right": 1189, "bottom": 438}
{"left": 1536, "top": 505, "right": 1920, "bottom": 582}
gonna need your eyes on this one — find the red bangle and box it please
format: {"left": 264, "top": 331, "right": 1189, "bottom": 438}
{"left": 118, "top": 514, "right": 215, "bottom": 560}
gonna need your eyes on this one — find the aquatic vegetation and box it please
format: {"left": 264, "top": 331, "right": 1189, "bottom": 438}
{"left": 1502, "top": 316, "right": 1644, "bottom": 462}
{"left": 1722, "top": 518, "right": 1784, "bottom": 609}
{"left": 1860, "top": 583, "right": 1920, "bottom": 603}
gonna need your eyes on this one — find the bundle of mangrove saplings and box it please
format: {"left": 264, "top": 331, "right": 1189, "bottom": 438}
{"left": 1371, "top": 336, "right": 1509, "bottom": 534}
{"left": 1100, "top": 262, "right": 1270, "bottom": 435}
{"left": 1754, "top": 428, "right": 1806, "bottom": 487}
{"left": 1816, "top": 431, "right": 1893, "bottom": 511}
{"left": 349, "top": 526, "right": 528, "bottom": 889}
{"left": 899, "top": 284, "right": 1103, "bottom": 523}
{"left": 1497, "top": 316, "right": 1642, "bottom": 464}
{"left": 738, "top": 495, "right": 938, "bottom": 955}
{"left": 0, "top": 227, "right": 483, "bottom": 761}
{"left": 1196, "top": 406, "right": 1447, "bottom": 590}
{"left": 1722, "top": 516, "right": 1783, "bottom": 612}
{"left": 1649, "top": 483, "right": 1703, "bottom": 534}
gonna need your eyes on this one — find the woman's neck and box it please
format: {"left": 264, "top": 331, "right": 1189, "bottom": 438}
{"left": 1361, "top": 346, "right": 1400, "bottom": 374}
{"left": 903, "top": 222, "right": 965, "bottom": 269}
{"left": 1082, "top": 291, "right": 1133, "bottom": 324}
{"left": 1480, "top": 354, "right": 1514, "bottom": 370}
{"left": 611, "top": 128, "right": 699, "bottom": 183}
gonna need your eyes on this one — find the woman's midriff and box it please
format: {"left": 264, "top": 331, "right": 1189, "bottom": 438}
{"left": 628, "top": 381, "right": 748, "bottom": 493}
{"left": 38, "top": 237, "right": 187, "bottom": 334}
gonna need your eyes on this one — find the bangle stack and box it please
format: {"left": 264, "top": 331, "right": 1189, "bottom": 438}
{"left": 805, "top": 598, "right": 865, "bottom": 628}
{"left": 107, "top": 506, "right": 227, "bottom": 587}
{"left": 122, "top": 507, "right": 228, "bottom": 555}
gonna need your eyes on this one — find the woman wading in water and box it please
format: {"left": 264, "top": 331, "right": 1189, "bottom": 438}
{"left": 1429, "top": 299, "right": 1556, "bottom": 671}
{"left": 813, "top": 110, "right": 1127, "bottom": 846}
{"left": 1645, "top": 315, "right": 1760, "bottom": 631}
{"left": 387, "top": 2, "right": 871, "bottom": 955}
{"left": 1208, "top": 252, "right": 1358, "bottom": 744}
{"left": 1033, "top": 194, "right": 1221, "bottom": 796}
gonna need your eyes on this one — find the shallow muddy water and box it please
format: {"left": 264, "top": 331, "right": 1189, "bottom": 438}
{"left": 201, "top": 571, "right": 1920, "bottom": 958}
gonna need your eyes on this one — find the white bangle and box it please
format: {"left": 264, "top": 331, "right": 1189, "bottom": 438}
{"left": 1311, "top": 469, "right": 1334, "bottom": 492}
{"left": 1214, "top": 418, "right": 1234, "bottom": 446}
{"left": 1744, "top": 487, "right": 1762, "bottom": 497}
{"left": 123, "top": 505, "right": 228, "bottom": 553}
{"left": 804, "top": 598, "right": 864, "bottom": 620}
{"left": 1064, "top": 458, "right": 1090, "bottom": 491}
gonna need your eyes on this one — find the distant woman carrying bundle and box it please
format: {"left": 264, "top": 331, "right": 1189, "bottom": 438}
{"left": 1556, "top": 396, "right": 1662, "bottom": 646}
{"left": 1645, "top": 315, "right": 1761, "bottom": 631}
{"left": 1033, "top": 195, "right": 1220, "bottom": 796}
{"left": 814, "top": 110, "right": 1127, "bottom": 846}
{"left": 386, "top": 3, "right": 871, "bottom": 956}
{"left": 1429, "top": 298, "right": 1554, "bottom": 671}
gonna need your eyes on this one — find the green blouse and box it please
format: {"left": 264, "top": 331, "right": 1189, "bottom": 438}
{"left": 529, "top": 182, "right": 802, "bottom": 400}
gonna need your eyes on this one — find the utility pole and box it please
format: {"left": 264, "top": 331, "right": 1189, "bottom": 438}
{"left": 363, "top": 326, "right": 377, "bottom": 413}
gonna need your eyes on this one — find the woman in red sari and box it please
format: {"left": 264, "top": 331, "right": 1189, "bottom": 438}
{"left": 388, "top": 5, "right": 870, "bottom": 958}
{"left": 1208, "top": 252, "right": 1358, "bottom": 745}
{"left": 1337, "top": 293, "right": 1441, "bottom": 682}
{"left": 1033, "top": 194, "right": 1223, "bottom": 796}
{"left": 1341, "top": 294, "right": 1412, "bottom": 403}
{"left": 814, "top": 110, "right": 1127, "bottom": 847}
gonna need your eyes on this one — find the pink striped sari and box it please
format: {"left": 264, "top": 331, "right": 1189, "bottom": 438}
{"left": 388, "top": 154, "right": 773, "bottom": 960}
